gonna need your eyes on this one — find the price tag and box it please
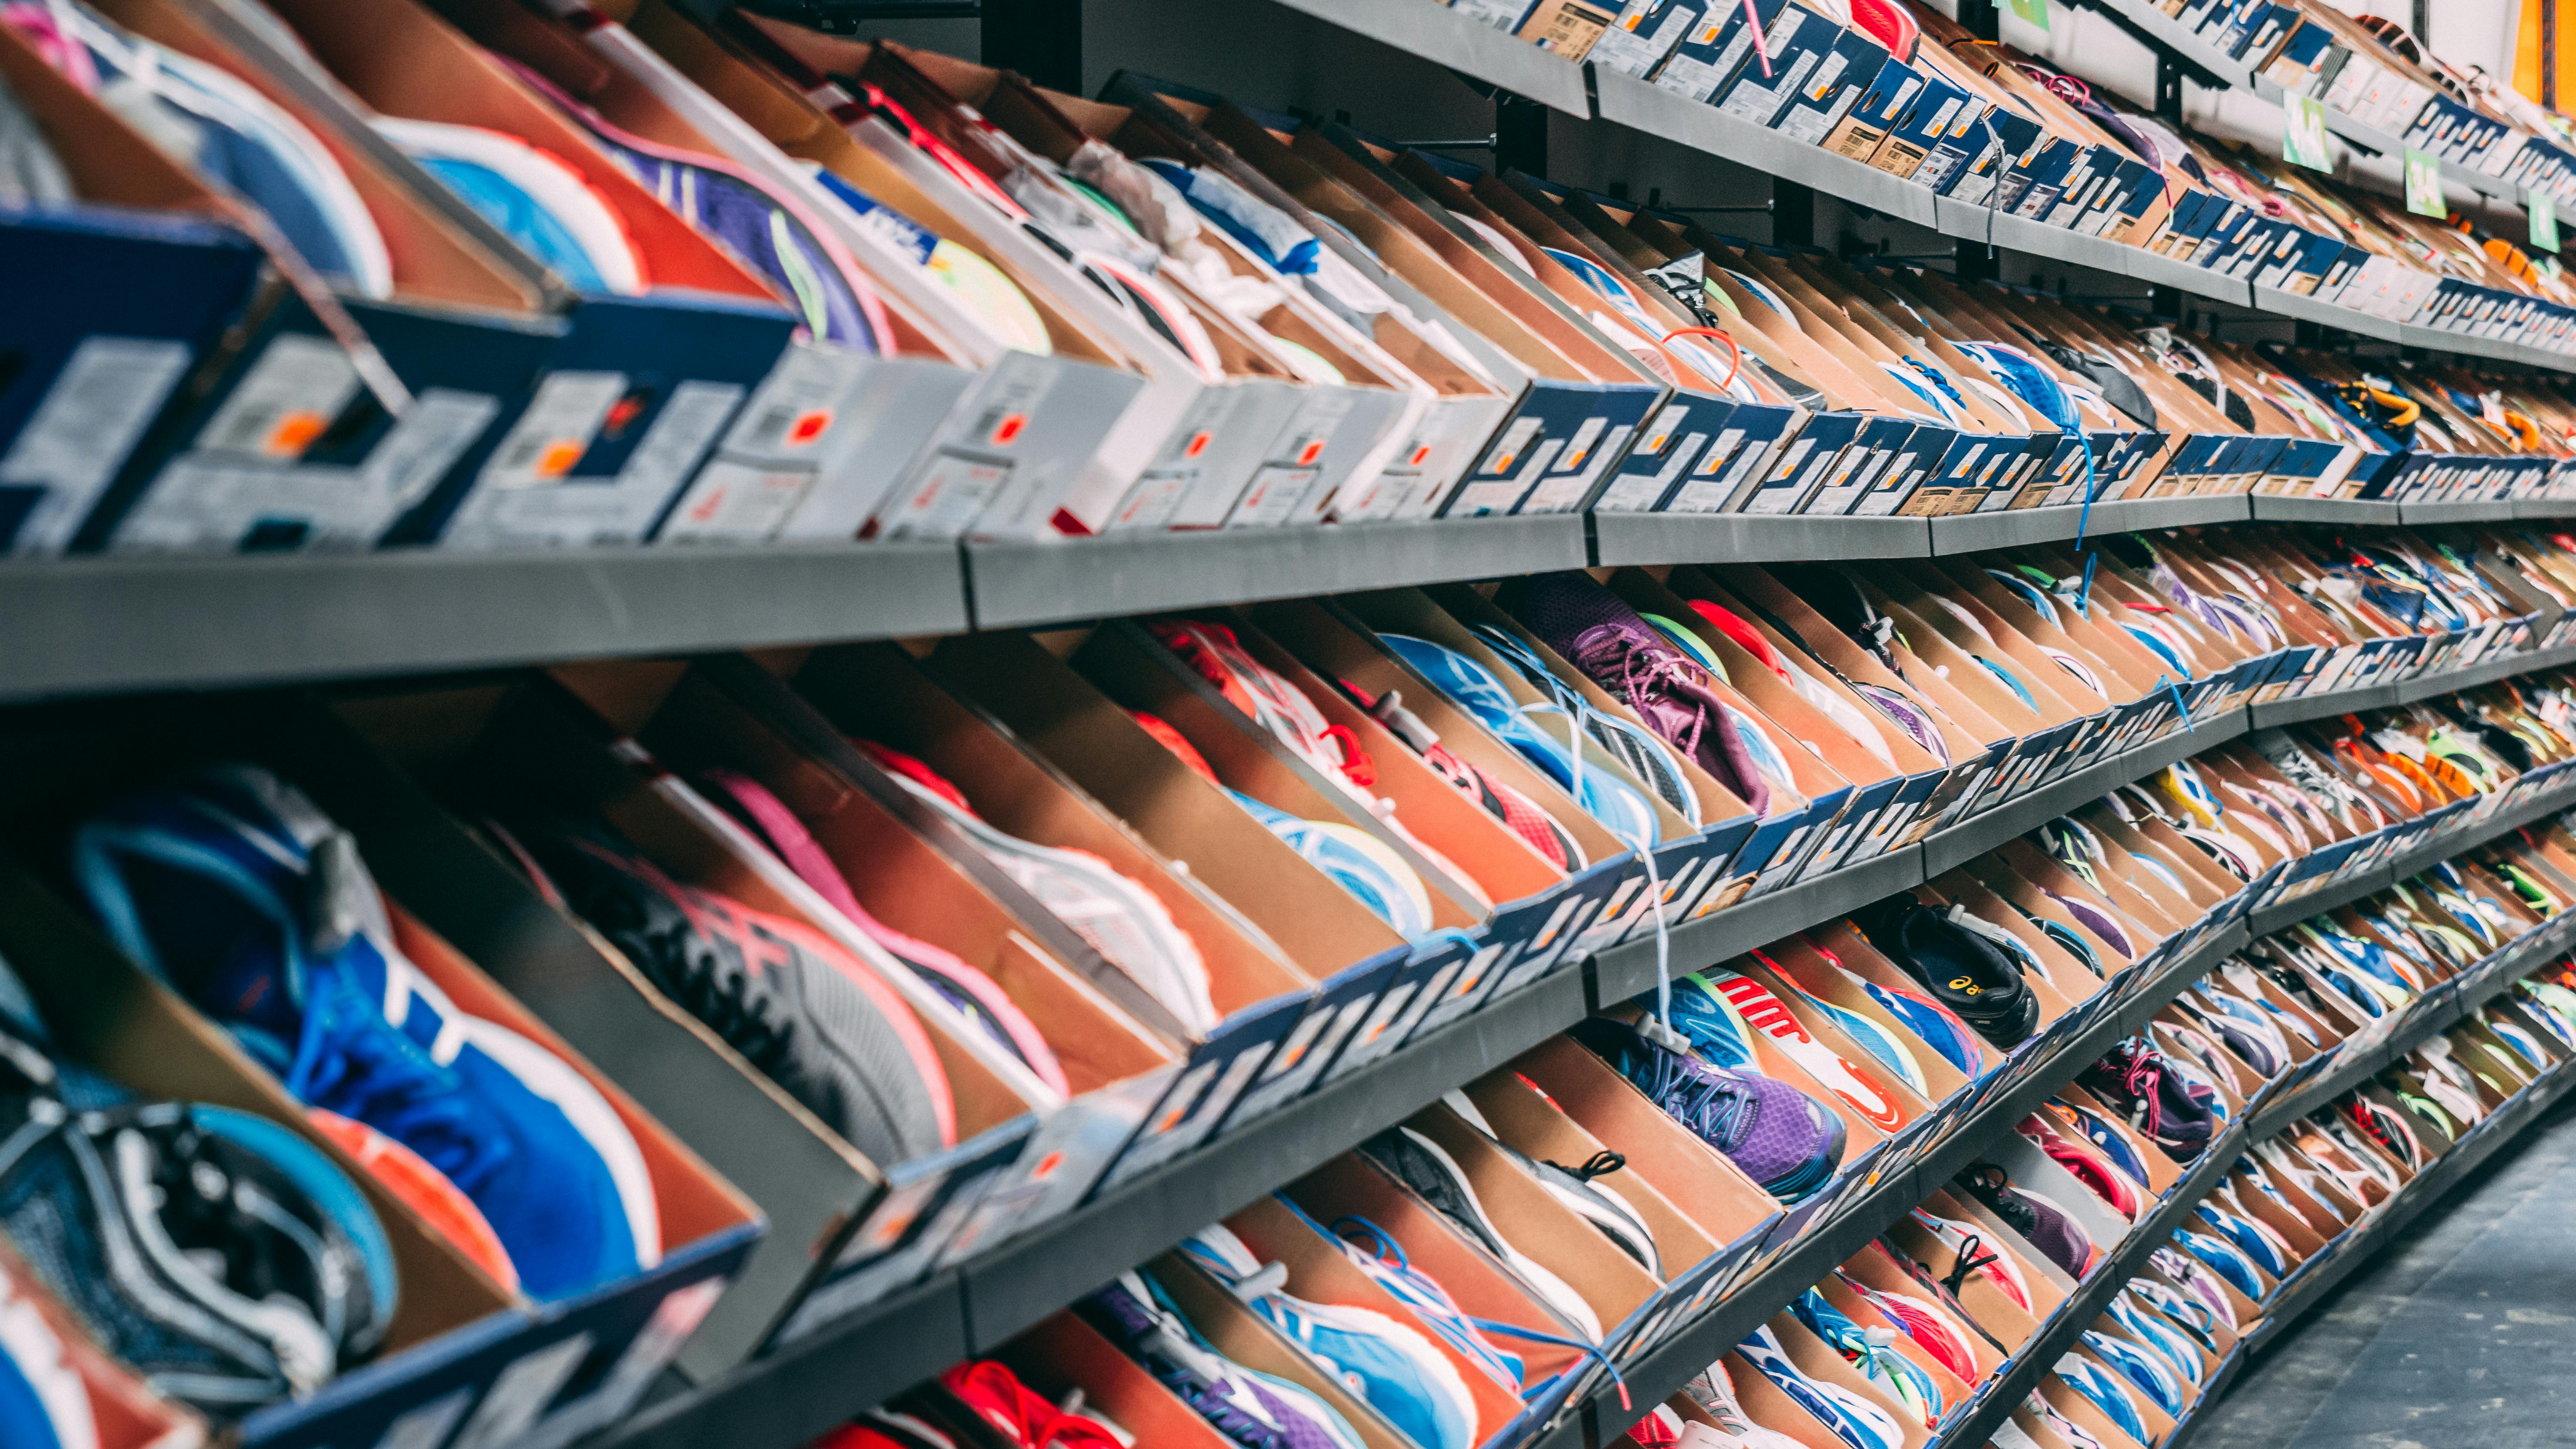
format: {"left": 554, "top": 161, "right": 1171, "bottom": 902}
{"left": 2005, "top": 0, "right": 2049, "bottom": 29}
{"left": 2533, "top": 191, "right": 2561, "bottom": 253}
{"left": 2404, "top": 148, "right": 2447, "bottom": 217}
{"left": 2284, "top": 93, "right": 2333, "bottom": 172}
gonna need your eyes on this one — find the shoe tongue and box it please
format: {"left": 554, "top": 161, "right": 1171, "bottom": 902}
{"left": 200, "top": 936, "right": 305, "bottom": 1040}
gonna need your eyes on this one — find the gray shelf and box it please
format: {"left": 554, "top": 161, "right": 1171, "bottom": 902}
{"left": 1592, "top": 509, "right": 1931, "bottom": 565}
{"left": 2402, "top": 498, "right": 2518, "bottom": 524}
{"left": 0, "top": 541, "right": 972, "bottom": 707}
{"left": 963, "top": 514, "right": 1590, "bottom": 628}
{"left": 2248, "top": 494, "right": 2405, "bottom": 525}
{"left": 2252, "top": 283, "right": 2409, "bottom": 346}
{"left": 2246, "top": 774, "right": 2576, "bottom": 936}
{"left": 2518, "top": 498, "right": 2576, "bottom": 518}
{"left": 1266, "top": 0, "right": 1591, "bottom": 115}
{"left": 1925, "top": 494, "right": 2252, "bottom": 554}
{"left": 1923, "top": 709, "right": 2247, "bottom": 875}
{"left": 1590, "top": 842, "right": 1925, "bottom": 1005}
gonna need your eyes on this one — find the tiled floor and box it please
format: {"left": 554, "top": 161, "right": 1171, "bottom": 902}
{"left": 2194, "top": 1097, "right": 2576, "bottom": 1449}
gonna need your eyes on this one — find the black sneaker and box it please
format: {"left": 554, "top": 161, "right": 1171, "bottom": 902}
{"left": 2081, "top": 1037, "right": 2217, "bottom": 1162}
{"left": 1857, "top": 893, "right": 2040, "bottom": 1047}
{"left": 0, "top": 985, "right": 395, "bottom": 1416}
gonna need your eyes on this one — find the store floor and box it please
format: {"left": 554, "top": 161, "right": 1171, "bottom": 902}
{"left": 2192, "top": 1096, "right": 2576, "bottom": 1449}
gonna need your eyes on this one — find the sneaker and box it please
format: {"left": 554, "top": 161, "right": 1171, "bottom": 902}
{"left": 1790, "top": 1288, "right": 1940, "bottom": 1429}
{"left": 1356, "top": 1126, "right": 1602, "bottom": 1340}
{"left": 1736, "top": 1325, "right": 1903, "bottom": 1449}
{"left": 1855, "top": 894, "right": 2038, "bottom": 1047}
{"left": 2054, "top": 1352, "right": 2150, "bottom": 1446}
{"left": 1082, "top": 1269, "right": 1366, "bottom": 1449}
{"left": 2018, "top": 1119, "right": 2142, "bottom": 1220}
{"left": 693, "top": 768, "right": 1070, "bottom": 1093}
{"left": 1568, "top": 1017, "right": 1844, "bottom": 1203}
{"left": 852, "top": 741, "right": 1221, "bottom": 1034}
{"left": 1692, "top": 971, "right": 1903, "bottom": 1131}
{"left": 1334, "top": 683, "right": 1587, "bottom": 872}
{"left": 1904, "top": 1210, "right": 2032, "bottom": 1314}
{"left": 937, "top": 1360, "right": 1127, "bottom": 1449}
{"left": 496, "top": 816, "right": 954, "bottom": 1170}
{"left": 1320, "top": 1212, "right": 1524, "bottom": 1391}
{"left": 1374, "top": 633, "right": 1662, "bottom": 844}
{"left": 1959, "top": 1165, "right": 2094, "bottom": 1277}
{"left": 1679, "top": 1359, "right": 1808, "bottom": 1449}
{"left": 2080, "top": 1038, "right": 2216, "bottom": 1162}
{"left": 2147, "top": 1245, "right": 2240, "bottom": 1331}
{"left": 1471, "top": 624, "right": 1702, "bottom": 826}
{"left": 1829, "top": 961, "right": 1988, "bottom": 1078}
{"left": 0, "top": 1003, "right": 395, "bottom": 1416}
{"left": 1438, "top": 1091, "right": 1659, "bottom": 1276}
{"left": 1835, "top": 1271, "right": 1979, "bottom": 1382}
{"left": 1181, "top": 1223, "right": 1477, "bottom": 1449}
{"left": 72, "top": 767, "right": 657, "bottom": 1301}
{"left": 2173, "top": 1228, "right": 2266, "bottom": 1301}
{"left": 0, "top": 1262, "right": 94, "bottom": 1449}
{"left": 1506, "top": 573, "right": 1798, "bottom": 816}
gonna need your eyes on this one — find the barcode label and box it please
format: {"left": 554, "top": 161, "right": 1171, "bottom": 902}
{"left": 197, "top": 334, "right": 361, "bottom": 460}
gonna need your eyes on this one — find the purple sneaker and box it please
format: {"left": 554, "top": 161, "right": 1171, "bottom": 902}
{"left": 1506, "top": 573, "right": 1778, "bottom": 814}
{"left": 1568, "top": 1016, "right": 1844, "bottom": 1201}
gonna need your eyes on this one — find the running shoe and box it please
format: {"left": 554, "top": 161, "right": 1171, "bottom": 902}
{"left": 1791, "top": 1288, "right": 1940, "bottom": 1429}
{"left": 1906, "top": 1208, "right": 2032, "bottom": 1312}
{"left": 1356, "top": 1126, "right": 1601, "bottom": 1340}
{"left": 1737, "top": 1325, "right": 1902, "bottom": 1449}
{"left": 1507, "top": 573, "right": 1799, "bottom": 816}
{"left": 1836, "top": 1271, "right": 1979, "bottom": 1382}
{"left": 1678, "top": 1359, "right": 1807, "bottom": 1449}
{"left": 2019, "top": 1118, "right": 2142, "bottom": 1220}
{"left": 1568, "top": 1016, "right": 1844, "bottom": 1203}
{"left": 2173, "top": 1228, "right": 2266, "bottom": 1300}
{"left": 1471, "top": 625, "right": 1701, "bottom": 825}
{"left": 1959, "top": 1165, "right": 2094, "bottom": 1278}
{"left": 1855, "top": 893, "right": 2038, "bottom": 1047}
{"left": 2082, "top": 1330, "right": 2183, "bottom": 1415}
{"left": 1082, "top": 1269, "right": 1366, "bottom": 1449}
{"left": 852, "top": 741, "right": 1219, "bottom": 1033}
{"left": 1333, "top": 682, "right": 1586, "bottom": 872}
{"left": 2081, "top": 1037, "right": 2217, "bottom": 1162}
{"left": 1695, "top": 970, "right": 1903, "bottom": 1131}
{"left": 1438, "top": 1089, "right": 1661, "bottom": 1276}
{"left": 72, "top": 768, "right": 657, "bottom": 1301}
{"left": 0, "top": 1000, "right": 395, "bottom": 1417}
{"left": 1375, "top": 633, "right": 1662, "bottom": 845}
{"left": 495, "top": 815, "right": 954, "bottom": 1169}
{"left": 1182, "top": 1223, "right": 1476, "bottom": 1449}
{"left": 939, "top": 1360, "right": 1125, "bottom": 1449}
{"left": 1321, "top": 1212, "right": 1523, "bottom": 1392}
{"left": 1230, "top": 792, "right": 1435, "bottom": 940}
{"left": 2054, "top": 1352, "right": 2149, "bottom": 1444}
{"left": 693, "top": 768, "right": 1069, "bottom": 1093}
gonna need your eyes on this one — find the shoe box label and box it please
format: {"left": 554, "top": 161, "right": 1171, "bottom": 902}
{"left": 444, "top": 371, "right": 745, "bottom": 547}
{"left": 0, "top": 334, "right": 194, "bottom": 553}
{"left": 1595, "top": 399, "right": 1726, "bottom": 512}
{"left": 1589, "top": 0, "right": 1699, "bottom": 78}
{"left": 1227, "top": 948, "right": 1412, "bottom": 1121}
{"left": 782, "top": 1127, "right": 1031, "bottom": 1345}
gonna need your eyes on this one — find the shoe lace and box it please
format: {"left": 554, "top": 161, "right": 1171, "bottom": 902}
{"left": 1543, "top": 1149, "right": 1628, "bottom": 1183}
{"left": 1571, "top": 628, "right": 1710, "bottom": 764}
{"left": 1939, "top": 1233, "right": 2000, "bottom": 1296}
{"left": 1636, "top": 1048, "right": 1753, "bottom": 1148}
{"left": 293, "top": 999, "right": 509, "bottom": 1196}
{"left": 2099, "top": 1040, "right": 2165, "bottom": 1137}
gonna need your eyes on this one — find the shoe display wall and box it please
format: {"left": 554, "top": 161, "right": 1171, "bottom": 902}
{"left": 15, "top": 0, "right": 2576, "bottom": 1445}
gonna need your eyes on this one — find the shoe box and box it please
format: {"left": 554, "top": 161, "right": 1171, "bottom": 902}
{"left": 0, "top": 696, "right": 765, "bottom": 1449}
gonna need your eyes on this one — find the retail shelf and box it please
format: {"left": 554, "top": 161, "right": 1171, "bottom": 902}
{"left": 2248, "top": 493, "right": 2404, "bottom": 525}
{"left": 2237, "top": 1065, "right": 2576, "bottom": 1353}
{"left": 1922, "top": 709, "right": 2247, "bottom": 875}
{"left": 2402, "top": 498, "right": 2519, "bottom": 524}
{"left": 1588, "top": 921, "right": 2251, "bottom": 1449}
{"left": 2515, "top": 498, "right": 2576, "bottom": 518}
{"left": 2243, "top": 914, "right": 2576, "bottom": 1145}
{"left": 577, "top": 626, "right": 2576, "bottom": 1449}
{"left": 1924, "top": 493, "right": 2252, "bottom": 554}
{"left": 1591, "top": 69, "right": 1941, "bottom": 228}
{"left": 2243, "top": 71, "right": 2529, "bottom": 207}
{"left": 1590, "top": 509, "right": 1932, "bottom": 565}
{"left": 963, "top": 514, "right": 1591, "bottom": 629}
{"left": 2389, "top": 639, "right": 2576, "bottom": 704}
{"left": 2245, "top": 773, "right": 2576, "bottom": 937}
{"left": 591, "top": 964, "right": 1588, "bottom": 1449}
{"left": 1940, "top": 200, "right": 2253, "bottom": 309}
{"left": 1264, "top": 0, "right": 1591, "bottom": 115}
{"left": 0, "top": 542, "right": 971, "bottom": 707}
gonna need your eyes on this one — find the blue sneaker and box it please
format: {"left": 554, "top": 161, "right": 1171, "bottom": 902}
{"left": 1182, "top": 1223, "right": 1477, "bottom": 1449}
{"left": 71, "top": 765, "right": 659, "bottom": 1300}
